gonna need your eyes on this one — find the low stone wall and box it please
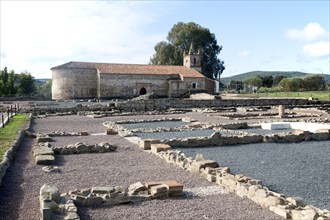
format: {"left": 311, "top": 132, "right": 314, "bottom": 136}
{"left": 33, "top": 142, "right": 117, "bottom": 165}
{"left": 68, "top": 179, "right": 183, "bottom": 207}
{"left": 147, "top": 144, "right": 330, "bottom": 220}
{"left": 0, "top": 114, "right": 31, "bottom": 187}
{"left": 162, "top": 129, "right": 330, "bottom": 148}
{"left": 20, "top": 98, "right": 330, "bottom": 116}
{"left": 40, "top": 180, "right": 184, "bottom": 219}
{"left": 115, "top": 98, "right": 321, "bottom": 112}
{"left": 39, "top": 184, "right": 79, "bottom": 220}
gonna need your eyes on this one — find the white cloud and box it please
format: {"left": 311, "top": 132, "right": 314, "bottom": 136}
{"left": 238, "top": 50, "right": 250, "bottom": 57}
{"left": 285, "top": 22, "right": 328, "bottom": 43}
{"left": 303, "top": 41, "right": 330, "bottom": 57}
{"left": 0, "top": 1, "right": 169, "bottom": 78}
{"left": 285, "top": 22, "right": 329, "bottom": 60}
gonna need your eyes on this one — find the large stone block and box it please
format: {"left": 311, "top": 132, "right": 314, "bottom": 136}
{"left": 150, "top": 184, "right": 168, "bottom": 199}
{"left": 210, "top": 132, "right": 222, "bottom": 145}
{"left": 286, "top": 197, "right": 306, "bottom": 207}
{"left": 40, "top": 184, "right": 61, "bottom": 203}
{"left": 36, "top": 155, "right": 54, "bottom": 165}
{"left": 139, "top": 139, "right": 158, "bottom": 150}
{"left": 189, "top": 160, "right": 219, "bottom": 174}
{"left": 37, "top": 136, "right": 53, "bottom": 143}
{"left": 128, "top": 182, "right": 148, "bottom": 195}
{"left": 151, "top": 143, "right": 171, "bottom": 154}
{"left": 33, "top": 146, "right": 54, "bottom": 157}
{"left": 162, "top": 180, "right": 184, "bottom": 196}
{"left": 269, "top": 205, "right": 290, "bottom": 219}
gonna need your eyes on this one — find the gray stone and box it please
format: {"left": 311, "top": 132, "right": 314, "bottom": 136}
{"left": 128, "top": 182, "right": 148, "bottom": 195}
{"left": 91, "top": 187, "right": 114, "bottom": 194}
{"left": 84, "top": 195, "right": 103, "bottom": 206}
{"left": 42, "top": 166, "right": 61, "bottom": 173}
{"left": 40, "top": 184, "right": 61, "bottom": 203}
{"left": 33, "top": 146, "right": 54, "bottom": 157}
{"left": 286, "top": 197, "right": 306, "bottom": 207}
{"left": 37, "top": 136, "right": 53, "bottom": 143}
{"left": 36, "top": 155, "right": 54, "bottom": 165}
{"left": 248, "top": 179, "right": 262, "bottom": 185}
{"left": 64, "top": 212, "right": 80, "bottom": 220}
{"left": 189, "top": 160, "right": 219, "bottom": 174}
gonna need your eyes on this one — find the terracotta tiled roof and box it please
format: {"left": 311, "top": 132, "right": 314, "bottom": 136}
{"left": 51, "top": 61, "right": 204, "bottom": 78}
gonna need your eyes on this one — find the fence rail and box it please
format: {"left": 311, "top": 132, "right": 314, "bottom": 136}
{"left": 0, "top": 104, "right": 19, "bottom": 129}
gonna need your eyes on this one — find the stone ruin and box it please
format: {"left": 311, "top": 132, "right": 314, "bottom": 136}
{"left": 140, "top": 142, "right": 330, "bottom": 220}
{"left": 40, "top": 180, "right": 184, "bottom": 220}
{"left": 2, "top": 99, "right": 330, "bottom": 220}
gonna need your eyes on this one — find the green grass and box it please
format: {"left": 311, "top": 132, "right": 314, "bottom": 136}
{"left": 0, "top": 114, "right": 30, "bottom": 161}
{"left": 238, "top": 91, "right": 330, "bottom": 101}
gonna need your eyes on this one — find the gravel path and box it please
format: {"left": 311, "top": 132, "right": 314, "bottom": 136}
{"left": 178, "top": 141, "right": 330, "bottom": 210}
{"left": 135, "top": 129, "right": 216, "bottom": 140}
{"left": 120, "top": 121, "right": 188, "bottom": 130}
{"left": 0, "top": 115, "right": 283, "bottom": 220}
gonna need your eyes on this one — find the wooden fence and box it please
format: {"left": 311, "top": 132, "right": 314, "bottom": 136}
{"left": 0, "top": 104, "right": 19, "bottom": 129}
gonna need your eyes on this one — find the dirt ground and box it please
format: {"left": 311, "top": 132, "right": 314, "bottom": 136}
{"left": 1, "top": 106, "right": 329, "bottom": 220}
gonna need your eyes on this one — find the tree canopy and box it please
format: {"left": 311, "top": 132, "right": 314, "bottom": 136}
{"left": 0, "top": 67, "right": 36, "bottom": 96}
{"left": 150, "top": 22, "right": 225, "bottom": 79}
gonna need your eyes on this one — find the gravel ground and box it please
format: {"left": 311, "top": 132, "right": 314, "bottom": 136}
{"left": 178, "top": 141, "right": 330, "bottom": 210}
{"left": 135, "top": 129, "right": 216, "bottom": 140}
{"left": 120, "top": 121, "right": 188, "bottom": 130}
{"left": 0, "top": 115, "right": 283, "bottom": 220}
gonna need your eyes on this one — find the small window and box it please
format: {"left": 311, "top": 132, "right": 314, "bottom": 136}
{"left": 193, "top": 58, "right": 197, "bottom": 65}
{"left": 192, "top": 82, "right": 198, "bottom": 89}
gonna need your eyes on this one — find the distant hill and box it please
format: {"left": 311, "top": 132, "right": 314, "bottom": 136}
{"left": 35, "top": 78, "right": 51, "bottom": 87}
{"left": 220, "top": 71, "right": 330, "bottom": 85}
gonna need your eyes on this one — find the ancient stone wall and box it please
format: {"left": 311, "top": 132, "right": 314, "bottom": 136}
{"left": 52, "top": 68, "right": 98, "bottom": 100}
{"left": 116, "top": 98, "right": 315, "bottom": 111}
{"left": 147, "top": 145, "right": 330, "bottom": 220}
{"left": 98, "top": 74, "right": 205, "bottom": 99}
{"left": 99, "top": 74, "right": 169, "bottom": 98}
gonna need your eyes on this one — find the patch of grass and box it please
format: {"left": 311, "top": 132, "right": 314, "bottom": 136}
{"left": 0, "top": 114, "right": 30, "bottom": 161}
{"left": 239, "top": 91, "right": 330, "bottom": 100}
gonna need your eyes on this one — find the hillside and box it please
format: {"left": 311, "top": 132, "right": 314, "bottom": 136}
{"left": 220, "top": 71, "right": 330, "bottom": 85}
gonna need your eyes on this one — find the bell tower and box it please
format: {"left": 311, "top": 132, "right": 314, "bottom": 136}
{"left": 183, "top": 43, "right": 202, "bottom": 72}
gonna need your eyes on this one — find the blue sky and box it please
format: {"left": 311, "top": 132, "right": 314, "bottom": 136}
{"left": 1, "top": 1, "right": 329, "bottom": 79}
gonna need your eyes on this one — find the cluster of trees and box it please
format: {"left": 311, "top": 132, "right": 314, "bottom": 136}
{"left": 150, "top": 22, "right": 225, "bottom": 79}
{"left": 0, "top": 67, "right": 37, "bottom": 96}
{"left": 228, "top": 74, "right": 326, "bottom": 93}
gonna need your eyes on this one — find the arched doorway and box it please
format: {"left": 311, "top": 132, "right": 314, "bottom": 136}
{"left": 139, "top": 87, "right": 147, "bottom": 95}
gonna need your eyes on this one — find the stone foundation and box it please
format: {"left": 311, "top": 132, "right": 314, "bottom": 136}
{"left": 33, "top": 142, "right": 117, "bottom": 165}
{"left": 148, "top": 146, "right": 330, "bottom": 220}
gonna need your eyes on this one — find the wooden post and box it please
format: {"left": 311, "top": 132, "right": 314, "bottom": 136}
{"left": 10, "top": 105, "right": 13, "bottom": 117}
{"left": 1, "top": 114, "right": 4, "bottom": 128}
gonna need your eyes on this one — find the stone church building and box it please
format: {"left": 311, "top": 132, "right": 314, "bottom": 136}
{"left": 51, "top": 45, "right": 216, "bottom": 100}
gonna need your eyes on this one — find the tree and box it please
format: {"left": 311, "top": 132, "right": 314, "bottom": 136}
{"left": 228, "top": 80, "right": 244, "bottom": 91}
{"left": 279, "top": 77, "right": 303, "bottom": 92}
{"left": 37, "top": 79, "right": 52, "bottom": 99}
{"left": 7, "top": 70, "right": 17, "bottom": 95}
{"left": 0, "top": 67, "right": 9, "bottom": 94}
{"left": 303, "top": 75, "right": 325, "bottom": 91}
{"left": 244, "top": 76, "right": 263, "bottom": 87}
{"left": 150, "top": 22, "right": 225, "bottom": 79}
{"left": 17, "top": 71, "right": 36, "bottom": 95}
{"left": 273, "top": 75, "right": 286, "bottom": 86}
{"left": 261, "top": 75, "right": 273, "bottom": 88}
